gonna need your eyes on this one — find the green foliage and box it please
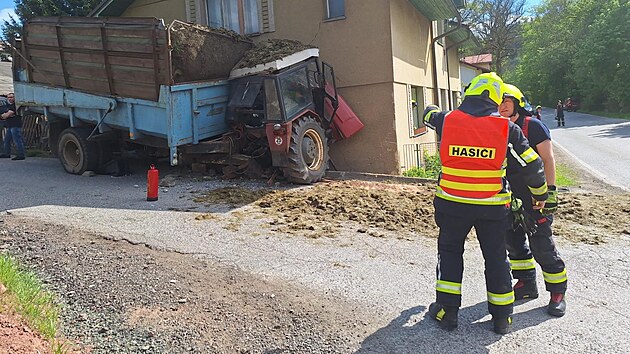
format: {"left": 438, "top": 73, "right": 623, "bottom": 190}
{"left": 512, "top": 0, "right": 630, "bottom": 113}
{"left": 2, "top": 0, "right": 101, "bottom": 42}
{"left": 0, "top": 253, "right": 60, "bottom": 341}
{"left": 403, "top": 151, "right": 442, "bottom": 179}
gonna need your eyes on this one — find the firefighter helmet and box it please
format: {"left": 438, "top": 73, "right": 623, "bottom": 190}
{"left": 502, "top": 84, "right": 526, "bottom": 108}
{"left": 464, "top": 72, "right": 504, "bottom": 106}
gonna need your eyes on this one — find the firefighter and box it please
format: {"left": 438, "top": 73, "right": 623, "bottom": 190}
{"left": 535, "top": 105, "right": 542, "bottom": 120}
{"left": 500, "top": 84, "right": 567, "bottom": 317}
{"left": 422, "top": 72, "right": 548, "bottom": 334}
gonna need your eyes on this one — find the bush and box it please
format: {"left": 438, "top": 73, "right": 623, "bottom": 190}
{"left": 403, "top": 151, "right": 441, "bottom": 179}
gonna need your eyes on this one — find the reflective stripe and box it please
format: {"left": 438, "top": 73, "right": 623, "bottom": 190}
{"left": 424, "top": 109, "right": 440, "bottom": 124}
{"left": 508, "top": 142, "right": 527, "bottom": 167}
{"left": 436, "top": 187, "right": 512, "bottom": 206}
{"left": 442, "top": 166, "right": 506, "bottom": 178}
{"left": 520, "top": 147, "right": 539, "bottom": 163}
{"left": 487, "top": 291, "right": 515, "bottom": 306}
{"left": 543, "top": 269, "right": 567, "bottom": 284}
{"left": 436, "top": 279, "right": 462, "bottom": 295}
{"left": 510, "top": 258, "right": 536, "bottom": 271}
{"left": 529, "top": 182, "right": 548, "bottom": 196}
{"left": 440, "top": 179, "right": 503, "bottom": 192}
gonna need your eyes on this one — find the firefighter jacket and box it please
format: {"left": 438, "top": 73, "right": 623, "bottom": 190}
{"left": 424, "top": 97, "right": 548, "bottom": 206}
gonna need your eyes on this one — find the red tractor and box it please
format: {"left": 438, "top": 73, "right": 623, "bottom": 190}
{"left": 564, "top": 97, "right": 580, "bottom": 112}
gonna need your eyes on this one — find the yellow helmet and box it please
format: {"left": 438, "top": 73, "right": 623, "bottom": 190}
{"left": 503, "top": 83, "right": 526, "bottom": 108}
{"left": 464, "top": 72, "right": 504, "bottom": 105}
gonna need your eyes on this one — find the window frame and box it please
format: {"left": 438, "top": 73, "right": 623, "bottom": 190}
{"left": 324, "top": 0, "right": 345, "bottom": 21}
{"left": 206, "top": 0, "right": 261, "bottom": 35}
{"left": 409, "top": 85, "right": 428, "bottom": 138}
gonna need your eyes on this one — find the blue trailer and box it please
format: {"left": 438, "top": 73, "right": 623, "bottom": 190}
{"left": 15, "top": 79, "right": 231, "bottom": 169}
{"left": 14, "top": 17, "right": 364, "bottom": 183}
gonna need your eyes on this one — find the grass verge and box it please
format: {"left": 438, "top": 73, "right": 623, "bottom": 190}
{"left": 555, "top": 162, "right": 578, "bottom": 187}
{"left": 582, "top": 111, "right": 630, "bottom": 120}
{"left": 0, "top": 252, "right": 66, "bottom": 353}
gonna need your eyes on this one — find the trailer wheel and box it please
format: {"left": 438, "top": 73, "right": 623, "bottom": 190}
{"left": 284, "top": 116, "right": 328, "bottom": 184}
{"left": 58, "top": 128, "right": 99, "bottom": 175}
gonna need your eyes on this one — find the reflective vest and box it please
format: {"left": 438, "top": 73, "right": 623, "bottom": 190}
{"left": 437, "top": 110, "right": 511, "bottom": 205}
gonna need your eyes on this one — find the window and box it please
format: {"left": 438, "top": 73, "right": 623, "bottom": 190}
{"left": 207, "top": 0, "right": 260, "bottom": 34}
{"left": 280, "top": 68, "right": 312, "bottom": 119}
{"left": 409, "top": 86, "right": 427, "bottom": 137}
{"left": 325, "top": 0, "right": 345, "bottom": 20}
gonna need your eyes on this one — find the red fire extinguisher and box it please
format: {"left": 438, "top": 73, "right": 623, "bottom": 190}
{"left": 147, "top": 164, "right": 159, "bottom": 201}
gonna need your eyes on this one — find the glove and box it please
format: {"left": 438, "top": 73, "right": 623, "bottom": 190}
{"left": 511, "top": 196, "right": 538, "bottom": 237}
{"left": 423, "top": 105, "right": 440, "bottom": 124}
{"left": 542, "top": 185, "right": 558, "bottom": 215}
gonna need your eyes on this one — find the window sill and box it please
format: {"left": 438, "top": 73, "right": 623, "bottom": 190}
{"left": 323, "top": 16, "right": 346, "bottom": 23}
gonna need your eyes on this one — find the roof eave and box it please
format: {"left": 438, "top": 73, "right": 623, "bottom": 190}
{"left": 409, "top": 0, "right": 459, "bottom": 21}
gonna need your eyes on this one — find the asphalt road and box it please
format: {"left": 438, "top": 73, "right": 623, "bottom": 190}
{"left": 2, "top": 158, "right": 630, "bottom": 353}
{"left": 540, "top": 108, "right": 630, "bottom": 191}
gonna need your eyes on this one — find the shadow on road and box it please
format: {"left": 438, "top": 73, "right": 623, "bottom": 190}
{"left": 587, "top": 123, "right": 630, "bottom": 139}
{"left": 356, "top": 300, "right": 554, "bottom": 353}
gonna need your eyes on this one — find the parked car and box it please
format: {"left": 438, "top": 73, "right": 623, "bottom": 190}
{"left": 564, "top": 97, "right": 580, "bottom": 112}
{"left": 0, "top": 54, "right": 12, "bottom": 62}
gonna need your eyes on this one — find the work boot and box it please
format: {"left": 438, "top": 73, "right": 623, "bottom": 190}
{"left": 513, "top": 279, "right": 539, "bottom": 300}
{"left": 547, "top": 293, "right": 566, "bottom": 317}
{"left": 492, "top": 316, "right": 512, "bottom": 334}
{"left": 11, "top": 156, "right": 25, "bottom": 161}
{"left": 427, "top": 302, "right": 458, "bottom": 331}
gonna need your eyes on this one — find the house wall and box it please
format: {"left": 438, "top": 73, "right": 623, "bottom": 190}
{"left": 460, "top": 64, "right": 480, "bottom": 92}
{"left": 123, "top": 0, "right": 186, "bottom": 24}
{"left": 115, "top": 0, "right": 466, "bottom": 174}
{"left": 260, "top": 0, "right": 398, "bottom": 173}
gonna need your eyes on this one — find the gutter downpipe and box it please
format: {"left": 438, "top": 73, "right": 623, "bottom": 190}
{"left": 445, "top": 27, "right": 471, "bottom": 109}
{"left": 430, "top": 11, "right": 463, "bottom": 109}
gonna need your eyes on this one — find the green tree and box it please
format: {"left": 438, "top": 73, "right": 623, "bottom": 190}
{"left": 2, "top": 0, "right": 101, "bottom": 42}
{"left": 512, "top": 0, "right": 629, "bottom": 113}
{"left": 462, "top": 0, "right": 527, "bottom": 75}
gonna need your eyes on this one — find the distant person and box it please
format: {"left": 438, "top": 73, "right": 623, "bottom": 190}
{"left": 555, "top": 100, "right": 565, "bottom": 127}
{"left": 0, "top": 93, "right": 26, "bottom": 160}
{"left": 535, "top": 105, "right": 542, "bottom": 120}
{"left": 0, "top": 94, "right": 7, "bottom": 155}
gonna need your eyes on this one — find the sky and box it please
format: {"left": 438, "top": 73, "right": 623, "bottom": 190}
{"left": 0, "top": 0, "right": 545, "bottom": 24}
{"left": 0, "top": 0, "right": 15, "bottom": 24}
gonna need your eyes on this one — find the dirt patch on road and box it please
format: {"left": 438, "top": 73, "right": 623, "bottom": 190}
{"left": 191, "top": 175, "right": 630, "bottom": 244}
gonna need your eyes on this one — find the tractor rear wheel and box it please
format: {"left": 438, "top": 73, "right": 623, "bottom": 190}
{"left": 284, "top": 116, "right": 328, "bottom": 184}
{"left": 58, "top": 128, "right": 100, "bottom": 175}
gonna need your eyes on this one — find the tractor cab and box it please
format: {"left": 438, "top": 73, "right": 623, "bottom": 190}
{"left": 226, "top": 57, "right": 330, "bottom": 127}
{"left": 225, "top": 55, "right": 363, "bottom": 184}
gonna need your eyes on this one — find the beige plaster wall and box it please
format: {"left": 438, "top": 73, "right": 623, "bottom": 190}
{"left": 123, "top": 0, "right": 186, "bottom": 24}
{"left": 261, "top": 0, "right": 398, "bottom": 173}
{"left": 390, "top": 0, "right": 432, "bottom": 88}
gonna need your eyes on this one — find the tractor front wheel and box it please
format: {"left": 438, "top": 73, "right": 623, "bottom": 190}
{"left": 283, "top": 116, "right": 328, "bottom": 184}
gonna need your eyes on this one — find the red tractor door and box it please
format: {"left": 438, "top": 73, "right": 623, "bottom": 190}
{"left": 322, "top": 62, "right": 364, "bottom": 140}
